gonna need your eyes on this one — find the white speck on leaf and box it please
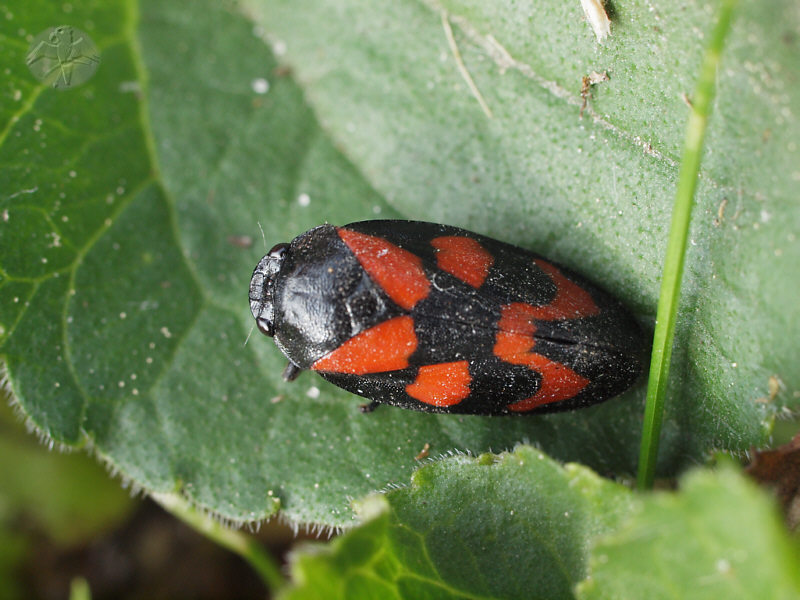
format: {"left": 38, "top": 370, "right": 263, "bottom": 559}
{"left": 251, "top": 78, "right": 269, "bottom": 94}
{"left": 119, "top": 81, "right": 140, "bottom": 93}
{"left": 272, "top": 39, "right": 287, "bottom": 56}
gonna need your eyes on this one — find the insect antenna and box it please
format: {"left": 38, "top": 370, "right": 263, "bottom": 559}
{"left": 243, "top": 323, "right": 256, "bottom": 347}
{"left": 257, "top": 221, "right": 267, "bottom": 252}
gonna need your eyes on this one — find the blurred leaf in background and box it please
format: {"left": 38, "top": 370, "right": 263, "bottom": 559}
{"left": 0, "top": 396, "right": 135, "bottom": 598}
{"left": 0, "top": 392, "right": 285, "bottom": 598}
{"left": 0, "top": 402, "right": 135, "bottom": 546}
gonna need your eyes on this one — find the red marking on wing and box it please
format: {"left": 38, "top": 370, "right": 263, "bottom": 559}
{"left": 494, "top": 304, "right": 589, "bottom": 411}
{"left": 529, "top": 259, "right": 599, "bottom": 320}
{"left": 312, "top": 316, "right": 418, "bottom": 375}
{"left": 406, "top": 361, "right": 472, "bottom": 407}
{"left": 506, "top": 352, "right": 590, "bottom": 412}
{"left": 496, "top": 302, "right": 538, "bottom": 336}
{"left": 338, "top": 228, "right": 430, "bottom": 310}
{"left": 431, "top": 236, "right": 494, "bottom": 288}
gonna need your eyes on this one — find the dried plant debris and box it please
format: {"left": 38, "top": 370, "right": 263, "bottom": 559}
{"left": 746, "top": 434, "right": 800, "bottom": 530}
{"left": 580, "top": 0, "right": 611, "bottom": 42}
{"left": 580, "top": 70, "right": 610, "bottom": 118}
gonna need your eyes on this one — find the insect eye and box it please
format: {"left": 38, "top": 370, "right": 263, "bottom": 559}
{"left": 268, "top": 243, "right": 289, "bottom": 260}
{"left": 256, "top": 317, "right": 274, "bottom": 337}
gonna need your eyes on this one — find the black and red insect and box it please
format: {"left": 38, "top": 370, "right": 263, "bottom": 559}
{"left": 249, "top": 220, "right": 645, "bottom": 415}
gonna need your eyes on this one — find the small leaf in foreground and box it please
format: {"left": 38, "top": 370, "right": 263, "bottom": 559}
{"left": 279, "top": 446, "right": 633, "bottom": 600}
{"left": 280, "top": 450, "right": 800, "bottom": 600}
{"left": 578, "top": 463, "right": 800, "bottom": 600}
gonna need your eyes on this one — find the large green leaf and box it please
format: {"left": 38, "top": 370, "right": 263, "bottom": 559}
{"left": 248, "top": 0, "right": 800, "bottom": 456}
{"left": 0, "top": 0, "right": 797, "bottom": 526}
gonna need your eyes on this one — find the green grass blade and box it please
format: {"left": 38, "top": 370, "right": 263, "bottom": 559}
{"left": 637, "top": 0, "right": 739, "bottom": 490}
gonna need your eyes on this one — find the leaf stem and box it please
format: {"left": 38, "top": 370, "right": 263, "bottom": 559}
{"left": 636, "top": 0, "right": 738, "bottom": 490}
{"left": 152, "top": 492, "right": 285, "bottom": 592}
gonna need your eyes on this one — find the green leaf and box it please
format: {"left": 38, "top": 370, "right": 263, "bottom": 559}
{"left": 280, "top": 446, "right": 634, "bottom": 600}
{"left": 1, "top": 0, "right": 798, "bottom": 528}
{"left": 577, "top": 462, "right": 800, "bottom": 600}
{"left": 280, "top": 449, "right": 800, "bottom": 600}
{"left": 246, "top": 0, "right": 800, "bottom": 462}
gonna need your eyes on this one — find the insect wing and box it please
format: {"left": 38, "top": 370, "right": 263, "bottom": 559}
{"left": 314, "top": 220, "right": 645, "bottom": 414}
